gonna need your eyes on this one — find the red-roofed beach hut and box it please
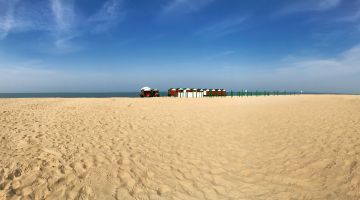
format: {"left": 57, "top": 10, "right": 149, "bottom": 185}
{"left": 140, "top": 87, "right": 152, "bottom": 97}
{"left": 177, "top": 88, "right": 184, "bottom": 98}
{"left": 168, "top": 88, "right": 177, "bottom": 97}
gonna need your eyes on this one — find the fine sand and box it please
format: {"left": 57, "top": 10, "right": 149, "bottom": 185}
{"left": 0, "top": 95, "right": 360, "bottom": 200}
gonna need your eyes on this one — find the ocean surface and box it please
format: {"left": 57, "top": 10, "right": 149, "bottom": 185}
{"left": 0, "top": 92, "right": 356, "bottom": 98}
{"left": 0, "top": 92, "right": 168, "bottom": 98}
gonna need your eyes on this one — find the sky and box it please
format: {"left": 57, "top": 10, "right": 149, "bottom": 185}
{"left": 0, "top": 0, "right": 360, "bottom": 93}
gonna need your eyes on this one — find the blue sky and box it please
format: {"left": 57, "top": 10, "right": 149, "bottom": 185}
{"left": 0, "top": 0, "right": 360, "bottom": 93}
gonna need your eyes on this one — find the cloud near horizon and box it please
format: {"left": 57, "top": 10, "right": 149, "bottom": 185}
{"left": 1, "top": 43, "right": 359, "bottom": 93}
{"left": 242, "top": 44, "right": 360, "bottom": 93}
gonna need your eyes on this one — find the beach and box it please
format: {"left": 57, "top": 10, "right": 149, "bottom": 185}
{"left": 0, "top": 95, "right": 360, "bottom": 200}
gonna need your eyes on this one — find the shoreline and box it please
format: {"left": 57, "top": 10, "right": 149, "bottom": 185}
{"left": 0, "top": 93, "right": 358, "bottom": 99}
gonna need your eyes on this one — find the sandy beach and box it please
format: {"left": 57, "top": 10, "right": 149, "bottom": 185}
{"left": 0, "top": 95, "right": 360, "bottom": 200}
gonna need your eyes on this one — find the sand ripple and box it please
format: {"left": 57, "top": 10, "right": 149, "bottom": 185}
{"left": 0, "top": 95, "right": 360, "bottom": 199}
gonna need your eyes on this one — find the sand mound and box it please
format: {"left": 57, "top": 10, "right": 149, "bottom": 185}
{"left": 0, "top": 95, "right": 360, "bottom": 199}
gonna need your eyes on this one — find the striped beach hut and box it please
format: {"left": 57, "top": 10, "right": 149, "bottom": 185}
{"left": 177, "top": 88, "right": 184, "bottom": 98}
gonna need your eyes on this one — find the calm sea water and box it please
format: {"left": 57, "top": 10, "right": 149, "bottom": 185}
{"left": 0, "top": 92, "right": 356, "bottom": 98}
{"left": 0, "top": 92, "right": 168, "bottom": 98}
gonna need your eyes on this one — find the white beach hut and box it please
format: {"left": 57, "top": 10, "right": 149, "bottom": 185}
{"left": 184, "top": 88, "right": 192, "bottom": 98}
{"left": 199, "top": 89, "right": 204, "bottom": 98}
{"left": 193, "top": 89, "right": 199, "bottom": 98}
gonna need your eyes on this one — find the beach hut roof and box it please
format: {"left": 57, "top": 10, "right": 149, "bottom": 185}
{"left": 141, "top": 87, "right": 151, "bottom": 91}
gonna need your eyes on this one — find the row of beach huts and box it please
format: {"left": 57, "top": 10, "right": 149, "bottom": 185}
{"left": 168, "top": 88, "right": 227, "bottom": 98}
{"left": 140, "top": 87, "right": 299, "bottom": 98}
{"left": 140, "top": 87, "right": 226, "bottom": 98}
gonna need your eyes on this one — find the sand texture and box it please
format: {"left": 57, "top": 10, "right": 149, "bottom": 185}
{"left": 0, "top": 95, "right": 360, "bottom": 200}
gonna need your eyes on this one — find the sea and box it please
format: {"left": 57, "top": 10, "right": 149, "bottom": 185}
{"left": 0, "top": 92, "right": 356, "bottom": 98}
{"left": 0, "top": 92, "right": 168, "bottom": 98}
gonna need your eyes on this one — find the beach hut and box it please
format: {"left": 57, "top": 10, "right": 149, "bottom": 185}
{"left": 140, "top": 87, "right": 152, "bottom": 97}
{"left": 177, "top": 88, "right": 184, "bottom": 98}
{"left": 221, "top": 89, "right": 227, "bottom": 96}
{"left": 184, "top": 88, "right": 191, "bottom": 98}
{"left": 187, "top": 88, "right": 192, "bottom": 98}
{"left": 216, "top": 89, "right": 222, "bottom": 96}
{"left": 168, "top": 88, "right": 177, "bottom": 97}
{"left": 190, "top": 88, "right": 196, "bottom": 98}
{"left": 152, "top": 89, "right": 160, "bottom": 97}
{"left": 194, "top": 89, "right": 200, "bottom": 98}
{"left": 199, "top": 89, "right": 204, "bottom": 98}
{"left": 192, "top": 88, "right": 198, "bottom": 98}
{"left": 203, "top": 89, "right": 209, "bottom": 96}
{"left": 191, "top": 89, "right": 196, "bottom": 98}
{"left": 211, "top": 89, "right": 217, "bottom": 96}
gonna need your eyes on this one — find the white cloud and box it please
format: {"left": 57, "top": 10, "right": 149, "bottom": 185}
{"left": 0, "top": 0, "right": 20, "bottom": 39}
{"left": 249, "top": 44, "right": 360, "bottom": 93}
{"left": 163, "top": 0, "right": 214, "bottom": 15}
{"left": 50, "top": 0, "right": 75, "bottom": 32}
{"left": 50, "top": 0, "right": 76, "bottom": 50}
{"left": 316, "top": 0, "right": 341, "bottom": 10}
{"left": 88, "top": 0, "right": 126, "bottom": 33}
{"left": 0, "top": 0, "right": 53, "bottom": 39}
{"left": 0, "top": 0, "right": 76, "bottom": 49}
{"left": 278, "top": 0, "right": 341, "bottom": 15}
{"left": 287, "top": 45, "right": 360, "bottom": 75}
{"left": 0, "top": 0, "right": 126, "bottom": 52}
{"left": 338, "top": 10, "right": 360, "bottom": 22}
{"left": 196, "top": 17, "right": 247, "bottom": 38}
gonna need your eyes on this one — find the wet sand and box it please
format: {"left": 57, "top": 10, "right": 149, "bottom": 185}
{"left": 0, "top": 95, "right": 360, "bottom": 200}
